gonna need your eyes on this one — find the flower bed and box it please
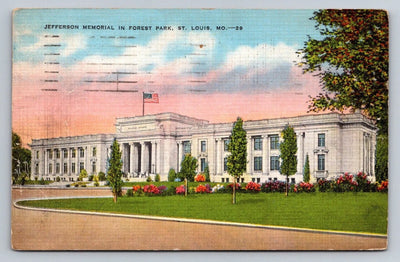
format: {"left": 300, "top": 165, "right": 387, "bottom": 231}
{"left": 195, "top": 174, "right": 206, "bottom": 182}
{"left": 195, "top": 184, "right": 212, "bottom": 193}
{"left": 245, "top": 181, "right": 261, "bottom": 192}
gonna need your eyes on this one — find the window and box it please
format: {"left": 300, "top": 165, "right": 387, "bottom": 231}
{"left": 48, "top": 163, "right": 53, "bottom": 174}
{"left": 254, "top": 137, "right": 262, "bottom": 151}
{"left": 254, "top": 157, "right": 262, "bottom": 171}
{"left": 56, "top": 163, "right": 60, "bottom": 174}
{"left": 201, "top": 141, "right": 206, "bottom": 152}
{"left": 270, "top": 135, "right": 279, "bottom": 150}
{"left": 270, "top": 156, "right": 280, "bottom": 171}
{"left": 79, "top": 148, "right": 85, "bottom": 158}
{"left": 291, "top": 178, "right": 295, "bottom": 184}
{"left": 183, "top": 141, "right": 191, "bottom": 154}
{"left": 200, "top": 158, "right": 206, "bottom": 172}
{"left": 224, "top": 139, "right": 230, "bottom": 151}
{"left": 224, "top": 157, "right": 228, "bottom": 172}
{"left": 35, "top": 163, "right": 39, "bottom": 174}
{"left": 63, "top": 163, "right": 68, "bottom": 174}
{"left": 63, "top": 149, "right": 68, "bottom": 158}
{"left": 71, "top": 163, "right": 76, "bottom": 173}
{"left": 36, "top": 151, "right": 39, "bottom": 159}
{"left": 92, "top": 162, "right": 96, "bottom": 173}
{"left": 318, "top": 154, "right": 325, "bottom": 171}
{"left": 79, "top": 162, "right": 84, "bottom": 172}
{"left": 92, "top": 147, "right": 97, "bottom": 157}
{"left": 318, "top": 133, "right": 325, "bottom": 147}
{"left": 71, "top": 149, "right": 76, "bottom": 158}
{"left": 55, "top": 149, "right": 60, "bottom": 159}
{"left": 48, "top": 150, "right": 53, "bottom": 159}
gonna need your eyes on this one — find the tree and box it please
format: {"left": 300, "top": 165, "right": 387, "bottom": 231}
{"left": 204, "top": 164, "right": 210, "bottom": 182}
{"left": 78, "top": 169, "right": 88, "bottom": 181}
{"left": 298, "top": 10, "right": 388, "bottom": 135}
{"left": 303, "top": 154, "right": 310, "bottom": 183}
{"left": 107, "top": 139, "right": 123, "bottom": 203}
{"left": 227, "top": 117, "right": 247, "bottom": 204}
{"left": 280, "top": 125, "right": 297, "bottom": 196}
{"left": 375, "top": 135, "right": 388, "bottom": 182}
{"left": 12, "top": 132, "right": 31, "bottom": 184}
{"left": 168, "top": 168, "right": 176, "bottom": 182}
{"left": 180, "top": 154, "right": 198, "bottom": 196}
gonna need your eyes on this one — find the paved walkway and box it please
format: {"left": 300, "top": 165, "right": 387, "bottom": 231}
{"left": 11, "top": 188, "right": 387, "bottom": 250}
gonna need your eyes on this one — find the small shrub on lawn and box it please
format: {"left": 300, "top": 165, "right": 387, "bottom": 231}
{"left": 155, "top": 174, "right": 161, "bottom": 182}
{"left": 195, "top": 184, "right": 212, "bottom": 193}
{"left": 176, "top": 185, "right": 185, "bottom": 195}
{"left": 98, "top": 172, "right": 106, "bottom": 181}
{"left": 293, "top": 182, "right": 315, "bottom": 193}
{"left": 146, "top": 176, "right": 152, "bottom": 182}
{"left": 262, "top": 181, "right": 286, "bottom": 193}
{"left": 126, "top": 189, "right": 134, "bottom": 197}
{"left": 195, "top": 174, "right": 206, "bottom": 182}
{"left": 245, "top": 181, "right": 261, "bottom": 193}
{"left": 377, "top": 180, "right": 388, "bottom": 192}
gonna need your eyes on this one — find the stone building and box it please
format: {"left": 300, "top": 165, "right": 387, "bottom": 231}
{"left": 30, "top": 111, "right": 377, "bottom": 183}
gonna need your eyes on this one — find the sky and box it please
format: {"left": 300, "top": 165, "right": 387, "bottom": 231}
{"left": 12, "top": 9, "right": 324, "bottom": 146}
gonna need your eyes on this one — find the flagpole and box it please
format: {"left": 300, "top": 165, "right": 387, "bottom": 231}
{"left": 142, "top": 92, "right": 145, "bottom": 116}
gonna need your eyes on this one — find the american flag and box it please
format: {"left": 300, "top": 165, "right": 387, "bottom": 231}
{"left": 143, "top": 92, "right": 159, "bottom": 103}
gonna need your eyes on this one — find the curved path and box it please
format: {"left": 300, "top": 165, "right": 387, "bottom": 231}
{"left": 11, "top": 187, "right": 387, "bottom": 250}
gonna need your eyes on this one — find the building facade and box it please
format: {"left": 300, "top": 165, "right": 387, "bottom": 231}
{"left": 30, "top": 111, "right": 377, "bottom": 183}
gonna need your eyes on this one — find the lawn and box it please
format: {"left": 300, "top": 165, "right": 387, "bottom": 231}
{"left": 18, "top": 192, "right": 388, "bottom": 234}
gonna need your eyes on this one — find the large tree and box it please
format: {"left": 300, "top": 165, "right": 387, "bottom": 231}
{"left": 227, "top": 117, "right": 247, "bottom": 204}
{"left": 12, "top": 132, "right": 31, "bottom": 184}
{"left": 280, "top": 125, "right": 297, "bottom": 196}
{"left": 298, "top": 10, "right": 388, "bottom": 134}
{"left": 180, "top": 154, "right": 198, "bottom": 196}
{"left": 107, "top": 138, "right": 123, "bottom": 203}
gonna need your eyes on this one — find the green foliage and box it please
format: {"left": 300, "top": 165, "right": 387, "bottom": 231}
{"left": 88, "top": 175, "right": 94, "bottom": 181}
{"left": 180, "top": 154, "right": 198, "bottom": 182}
{"left": 375, "top": 135, "right": 388, "bottom": 182}
{"left": 146, "top": 176, "right": 152, "bottom": 182}
{"left": 298, "top": 10, "right": 388, "bottom": 134}
{"left": 12, "top": 132, "right": 31, "bottom": 184}
{"left": 280, "top": 125, "right": 298, "bottom": 196}
{"left": 107, "top": 139, "right": 123, "bottom": 202}
{"left": 168, "top": 168, "right": 176, "bottom": 182}
{"left": 155, "top": 174, "right": 160, "bottom": 182}
{"left": 227, "top": 117, "right": 247, "bottom": 178}
{"left": 56, "top": 176, "right": 61, "bottom": 182}
{"left": 204, "top": 165, "right": 210, "bottom": 182}
{"left": 78, "top": 169, "right": 88, "bottom": 181}
{"left": 98, "top": 172, "right": 106, "bottom": 181}
{"left": 126, "top": 189, "right": 134, "bottom": 197}
{"left": 303, "top": 154, "right": 310, "bottom": 183}
{"left": 39, "top": 177, "right": 46, "bottom": 185}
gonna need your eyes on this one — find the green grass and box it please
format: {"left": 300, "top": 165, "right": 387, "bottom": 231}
{"left": 18, "top": 192, "right": 388, "bottom": 234}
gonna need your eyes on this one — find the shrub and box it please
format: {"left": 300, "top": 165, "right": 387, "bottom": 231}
{"left": 56, "top": 176, "right": 61, "bottom": 182}
{"left": 317, "top": 179, "right": 331, "bottom": 192}
{"left": 126, "top": 189, "right": 134, "bottom": 197}
{"left": 98, "top": 172, "right": 106, "bottom": 181}
{"left": 146, "top": 176, "right": 152, "bottom": 182}
{"left": 143, "top": 184, "right": 167, "bottom": 195}
{"left": 94, "top": 182, "right": 99, "bottom": 187}
{"left": 296, "top": 182, "right": 315, "bottom": 193}
{"left": 195, "top": 174, "right": 206, "bottom": 182}
{"left": 245, "top": 181, "right": 261, "bottom": 192}
{"left": 204, "top": 166, "right": 210, "bottom": 182}
{"left": 377, "top": 180, "right": 388, "bottom": 192}
{"left": 155, "top": 174, "right": 161, "bottom": 182}
{"left": 332, "top": 173, "right": 358, "bottom": 192}
{"left": 88, "top": 175, "right": 94, "bottom": 182}
{"left": 355, "top": 172, "right": 374, "bottom": 192}
{"left": 39, "top": 177, "right": 46, "bottom": 185}
{"left": 168, "top": 168, "right": 176, "bottom": 182}
{"left": 211, "top": 184, "right": 225, "bottom": 193}
{"left": 78, "top": 169, "right": 88, "bottom": 181}
{"left": 262, "top": 181, "right": 286, "bottom": 193}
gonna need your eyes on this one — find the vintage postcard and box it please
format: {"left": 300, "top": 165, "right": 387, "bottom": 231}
{"left": 11, "top": 9, "right": 388, "bottom": 250}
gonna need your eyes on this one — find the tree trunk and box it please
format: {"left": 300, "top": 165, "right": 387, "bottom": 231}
{"left": 286, "top": 176, "right": 289, "bottom": 196}
{"left": 113, "top": 193, "right": 117, "bottom": 203}
{"left": 232, "top": 179, "right": 236, "bottom": 204}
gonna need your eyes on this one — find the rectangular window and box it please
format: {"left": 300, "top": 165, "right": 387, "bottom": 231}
{"left": 92, "top": 147, "right": 97, "bottom": 157}
{"left": 254, "top": 157, "right": 262, "bottom": 171}
{"left": 224, "top": 157, "right": 228, "bottom": 172}
{"left": 79, "top": 162, "right": 84, "bottom": 172}
{"left": 200, "top": 158, "right": 206, "bottom": 172}
{"left": 92, "top": 162, "right": 96, "bottom": 173}
{"left": 56, "top": 163, "right": 60, "bottom": 173}
{"left": 48, "top": 163, "right": 53, "bottom": 174}
{"left": 270, "top": 135, "right": 279, "bottom": 150}
{"left": 71, "top": 163, "right": 76, "bottom": 174}
{"left": 71, "top": 149, "right": 76, "bottom": 158}
{"left": 201, "top": 141, "right": 206, "bottom": 152}
{"left": 318, "top": 154, "right": 325, "bottom": 171}
{"left": 318, "top": 133, "right": 326, "bottom": 147}
{"left": 48, "top": 150, "right": 53, "bottom": 159}
{"left": 291, "top": 178, "right": 296, "bottom": 184}
{"left": 254, "top": 137, "right": 262, "bottom": 151}
{"left": 63, "top": 163, "right": 68, "bottom": 174}
{"left": 36, "top": 151, "right": 39, "bottom": 159}
{"left": 55, "top": 149, "right": 60, "bottom": 159}
{"left": 183, "top": 141, "right": 191, "bottom": 154}
{"left": 35, "top": 163, "right": 39, "bottom": 174}
{"left": 79, "top": 148, "right": 85, "bottom": 158}
{"left": 224, "top": 139, "right": 230, "bottom": 151}
{"left": 63, "top": 149, "right": 68, "bottom": 158}
{"left": 270, "top": 156, "right": 280, "bottom": 171}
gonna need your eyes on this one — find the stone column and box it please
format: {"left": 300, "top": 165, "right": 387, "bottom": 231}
{"left": 130, "top": 143, "right": 135, "bottom": 175}
{"left": 247, "top": 136, "right": 252, "bottom": 174}
{"left": 177, "top": 142, "right": 183, "bottom": 172}
{"left": 140, "top": 142, "right": 145, "bottom": 174}
{"left": 44, "top": 149, "right": 48, "bottom": 176}
{"left": 156, "top": 140, "right": 161, "bottom": 175}
{"left": 215, "top": 138, "right": 221, "bottom": 175}
{"left": 151, "top": 141, "right": 156, "bottom": 174}
{"left": 262, "top": 135, "right": 268, "bottom": 175}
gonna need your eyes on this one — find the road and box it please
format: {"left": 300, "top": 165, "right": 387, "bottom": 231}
{"left": 11, "top": 187, "right": 387, "bottom": 250}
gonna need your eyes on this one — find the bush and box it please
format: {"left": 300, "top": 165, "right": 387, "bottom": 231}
{"left": 195, "top": 174, "right": 206, "bottom": 182}
{"left": 39, "top": 177, "right": 46, "bottom": 185}
{"left": 146, "top": 176, "right": 152, "bottom": 182}
{"left": 126, "top": 189, "right": 134, "bottom": 197}
{"left": 176, "top": 185, "right": 185, "bottom": 195}
{"left": 155, "top": 174, "right": 160, "bottom": 182}
{"left": 56, "top": 176, "right": 61, "bottom": 182}
{"left": 262, "top": 181, "right": 286, "bottom": 193}
{"left": 317, "top": 179, "right": 331, "bottom": 192}
{"left": 377, "top": 180, "right": 388, "bottom": 192}
{"left": 168, "top": 168, "right": 176, "bottom": 182}
{"left": 98, "top": 172, "right": 106, "bottom": 181}
{"left": 245, "top": 182, "right": 261, "bottom": 192}
{"left": 78, "top": 169, "right": 88, "bottom": 181}
{"left": 293, "top": 182, "right": 315, "bottom": 193}
{"left": 195, "top": 184, "right": 212, "bottom": 193}
{"left": 94, "top": 182, "right": 99, "bottom": 187}
{"left": 204, "top": 166, "right": 210, "bottom": 182}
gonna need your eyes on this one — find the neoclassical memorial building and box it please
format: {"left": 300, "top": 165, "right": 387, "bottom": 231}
{"left": 30, "top": 111, "right": 377, "bottom": 183}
